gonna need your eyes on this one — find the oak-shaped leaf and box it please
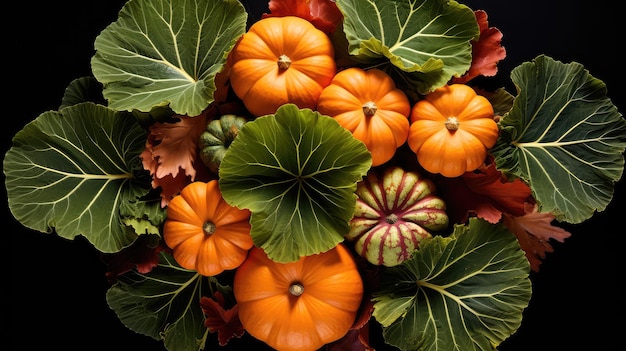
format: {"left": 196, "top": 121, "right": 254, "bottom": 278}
{"left": 436, "top": 162, "right": 533, "bottom": 224}
{"left": 266, "top": 0, "right": 344, "bottom": 34}
{"left": 503, "top": 202, "right": 571, "bottom": 272}
{"left": 199, "top": 292, "right": 245, "bottom": 346}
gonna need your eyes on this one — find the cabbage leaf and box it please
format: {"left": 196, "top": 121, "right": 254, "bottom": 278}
{"left": 492, "top": 55, "right": 626, "bottom": 223}
{"left": 107, "top": 252, "right": 212, "bottom": 351}
{"left": 91, "top": 0, "right": 247, "bottom": 116}
{"left": 373, "top": 218, "right": 531, "bottom": 351}
{"left": 4, "top": 103, "right": 152, "bottom": 253}
{"left": 336, "top": 0, "right": 479, "bottom": 94}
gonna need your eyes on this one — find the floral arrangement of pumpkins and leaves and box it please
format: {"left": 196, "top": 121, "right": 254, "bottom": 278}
{"left": 4, "top": 1, "right": 625, "bottom": 351}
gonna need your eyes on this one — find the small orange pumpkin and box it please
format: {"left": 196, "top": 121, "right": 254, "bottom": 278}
{"left": 233, "top": 244, "right": 364, "bottom": 351}
{"left": 407, "top": 84, "right": 499, "bottom": 177}
{"left": 316, "top": 67, "right": 411, "bottom": 166}
{"left": 229, "top": 16, "right": 337, "bottom": 117}
{"left": 163, "top": 180, "right": 253, "bottom": 276}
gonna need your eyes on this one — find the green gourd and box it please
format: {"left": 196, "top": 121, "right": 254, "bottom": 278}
{"left": 199, "top": 114, "right": 247, "bottom": 174}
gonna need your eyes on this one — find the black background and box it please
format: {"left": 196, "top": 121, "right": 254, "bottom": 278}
{"left": 5, "top": 1, "right": 623, "bottom": 350}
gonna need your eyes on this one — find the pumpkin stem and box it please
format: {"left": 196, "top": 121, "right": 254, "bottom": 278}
{"left": 362, "top": 101, "right": 378, "bottom": 117}
{"left": 445, "top": 117, "right": 460, "bottom": 131}
{"left": 385, "top": 213, "right": 398, "bottom": 224}
{"left": 277, "top": 54, "right": 292, "bottom": 70}
{"left": 289, "top": 282, "right": 304, "bottom": 296}
{"left": 227, "top": 125, "right": 239, "bottom": 144}
{"left": 203, "top": 221, "right": 216, "bottom": 235}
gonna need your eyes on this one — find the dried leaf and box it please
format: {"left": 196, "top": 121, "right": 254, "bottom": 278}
{"left": 140, "top": 112, "right": 215, "bottom": 206}
{"left": 149, "top": 115, "right": 207, "bottom": 179}
{"left": 503, "top": 202, "right": 572, "bottom": 271}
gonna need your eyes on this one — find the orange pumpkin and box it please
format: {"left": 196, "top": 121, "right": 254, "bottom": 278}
{"left": 163, "top": 180, "right": 253, "bottom": 276}
{"left": 407, "top": 84, "right": 499, "bottom": 177}
{"left": 233, "top": 244, "right": 364, "bottom": 351}
{"left": 316, "top": 67, "right": 411, "bottom": 166}
{"left": 229, "top": 16, "right": 336, "bottom": 117}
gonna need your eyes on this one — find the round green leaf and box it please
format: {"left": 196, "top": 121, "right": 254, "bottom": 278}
{"left": 218, "top": 104, "right": 372, "bottom": 262}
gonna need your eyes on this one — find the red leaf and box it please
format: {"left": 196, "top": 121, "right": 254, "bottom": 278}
{"left": 327, "top": 324, "right": 374, "bottom": 351}
{"left": 503, "top": 202, "right": 572, "bottom": 271}
{"left": 326, "top": 298, "right": 374, "bottom": 351}
{"left": 452, "top": 10, "right": 506, "bottom": 84}
{"left": 265, "top": 0, "right": 343, "bottom": 34}
{"left": 102, "top": 236, "right": 168, "bottom": 283}
{"left": 200, "top": 292, "right": 245, "bottom": 346}
{"left": 352, "top": 296, "right": 374, "bottom": 330}
{"left": 437, "top": 163, "right": 532, "bottom": 224}
{"left": 213, "top": 61, "right": 231, "bottom": 105}
{"left": 152, "top": 170, "right": 193, "bottom": 207}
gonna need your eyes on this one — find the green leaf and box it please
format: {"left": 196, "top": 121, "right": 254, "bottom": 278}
{"left": 107, "top": 252, "right": 211, "bottom": 351}
{"left": 487, "top": 87, "right": 515, "bottom": 117}
{"left": 491, "top": 55, "right": 626, "bottom": 224}
{"left": 120, "top": 192, "right": 167, "bottom": 236}
{"left": 218, "top": 104, "right": 372, "bottom": 262}
{"left": 91, "top": 0, "right": 247, "bottom": 116}
{"left": 59, "top": 76, "right": 105, "bottom": 110}
{"left": 3, "top": 102, "right": 151, "bottom": 253}
{"left": 336, "top": 0, "right": 478, "bottom": 93}
{"left": 373, "top": 218, "right": 531, "bottom": 351}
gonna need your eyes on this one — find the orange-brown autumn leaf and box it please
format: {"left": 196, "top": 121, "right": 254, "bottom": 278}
{"left": 141, "top": 153, "right": 214, "bottom": 207}
{"left": 503, "top": 202, "right": 572, "bottom": 271}
{"left": 156, "top": 171, "right": 192, "bottom": 207}
{"left": 200, "top": 292, "right": 245, "bottom": 346}
{"left": 452, "top": 10, "right": 506, "bottom": 84}
{"left": 147, "top": 114, "right": 208, "bottom": 180}
{"left": 140, "top": 112, "right": 215, "bottom": 206}
{"left": 265, "top": 0, "right": 343, "bottom": 34}
{"left": 436, "top": 162, "right": 532, "bottom": 224}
